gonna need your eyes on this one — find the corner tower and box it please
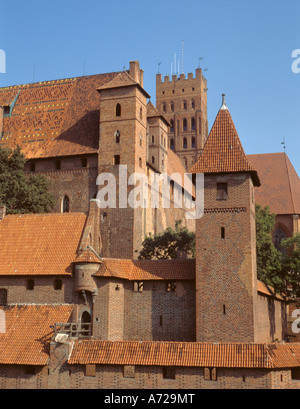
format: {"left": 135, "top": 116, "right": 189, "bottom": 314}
{"left": 190, "top": 95, "right": 261, "bottom": 343}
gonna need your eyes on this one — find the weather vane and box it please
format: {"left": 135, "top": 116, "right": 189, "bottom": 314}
{"left": 281, "top": 137, "right": 286, "bottom": 152}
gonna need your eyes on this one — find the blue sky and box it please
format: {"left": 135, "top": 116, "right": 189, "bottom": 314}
{"left": 0, "top": 0, "right": 299, "bottom": 175}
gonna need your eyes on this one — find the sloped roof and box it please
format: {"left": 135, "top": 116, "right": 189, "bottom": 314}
{"left": 68, "top": 340, "right": 300, "bottom": 369}
{"left": 97, "top": 71, "right": 150, "bottom": 98}
{"left": 73, "top": 246, "right": 103, "bottom": 264}
{"left": 0, "top": 213, "right": 87, "bottom": 276}
{"left": 247, "top": 153, "right": 300, "bottom": 215}
{"left": 0, "top": 305, "right": 74, "bottom": 365}
{"left": 0, "top": 72, "right": 119, "bottom": 159}
{"left": 189, "top": 104, "right": 260, "bottom": 186}
{"left": 147, "top": 101, "right": 170, "bottom": 126}
{"left": 95, "top": 258, "right": 195, "bottom": 281}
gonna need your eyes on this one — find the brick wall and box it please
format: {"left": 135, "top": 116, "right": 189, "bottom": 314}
{"left": 2, "top": 362, "right": 299, "bottom": 389}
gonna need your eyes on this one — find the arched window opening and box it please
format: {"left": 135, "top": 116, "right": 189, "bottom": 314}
{"left": 183, "top": 137, "right": 187, "bottom": 149}
{"left": 192, "top": 137, "right": 196, "bottom": 148}
{"left": 191, "top": 117, "right": 195, "bottom": 131}
{"left": 170, "top": 120, "right": 174, "bottom": 133}
{"left": 274, "top": 228, "right": 287, "bottom": 253}
{"left": 170, "top": 138, "right": 175, "bottom": 151}
{"left": 62, "top": 195, "right": 70, "bottom": 213}
{"left": 183, "top": 118, "right": 187, "bottom": 131}
{"left": 115, "top": 130, "right": 120, "bottom": 144}
{"left": 192, "top": 100, "right": 195, "bottom": 109}
{"left": 152, "top": 156, "right": 155, "bottom": 164}
{"left": 80, "top": 311, "right": 92, "bottom": 338}
{"left": 116, "top": 103, "right": 121, "bottom": 117}
{"left": 170, "top": 102, "right": 174, "bottom": 112}
{"left": 183, "top": 100, "right": 187, "bottom": 110}
{"left": 151, "top": 135, "right": 155, "bottom": 144}
{"left": 162, "top": 103, "right": 166, "bottom": 113}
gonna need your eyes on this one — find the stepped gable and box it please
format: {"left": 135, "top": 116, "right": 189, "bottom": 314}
{"left": 247, "top": 152, "right": 300, "bottom": 215}
{"left": 0, "top": 72, "right": 120, "bottom": 159}
{"left": 189, "top": 95, "right": 260, "bottom": 187}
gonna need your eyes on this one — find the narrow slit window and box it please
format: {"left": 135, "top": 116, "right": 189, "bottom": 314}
{"left": 221, "top": 227, "right": 225, "bottom": 239}
{"left": 116, "top": 103, "right": 121, "bottom": 117}
{"left": 114, "top": 155, "right": 120, "bottom": 165}
{"left": 115, "top": 130, "right": 120, "bottom": 144}
{"left": 27, "top": 279, "right": 35, "bottom": 291}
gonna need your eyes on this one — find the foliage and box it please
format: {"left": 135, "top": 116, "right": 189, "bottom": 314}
{"left": 0, "top": 146, "right": 54, "bottom": 214}
{"left": 255, "top": 204, "right": 282, "bottom": 290}
{"left": 139, "top": 220, "right": 195, "bottom": 260}
{"left": 279, "top": 234, "right": 300, "bottom": 300}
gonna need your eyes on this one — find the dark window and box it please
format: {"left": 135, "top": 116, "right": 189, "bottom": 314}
{"left": 55, "top": 160, "right": 61, "bottom": 170}
{"left": 183, "top": 137, "right": 187, "bottom": 149}
{"left": 163, "top": 367, "right": 176, "bottom": 380}
{"left": 26, "top": 279, "right": 34, "bottom": 291}
{"left": 170, "top": 120, "right": 174, "bottom": 133}
{"left": 116, "top": 103, "right": 121, "bottom": 117}
{"left": 170, "top": 138, "right": 175, "bottom": 150}
{"left": 274, "top": 228, "right": 287, "bottom": 253}
{"left": 221, "top": 227, "right": 225, "bottom": 239}
{"left": 139, "top": 157, "right": 142, "bottom": 168}
{"left": 217, "top": 183, "right": 228, "bottom": 200}
{"left": 151, "top": 135, "right": 155, "bottom": 144}
{"left": 0, "top": 289, "right": 7, "bottom": 306}
{"left": 162, "top": 103, "right": 166, "bottom": 112}
{"left": 115, "top": 130, "right": 120, "bottom": 144}
{"left": 152, "top": 156, "right": 155, "bottom": 164}
{"left": 292, "top": 368, "right": 300, "bottom": 380}
{"left": 81, "top": 158, "right": 87, "bottom": 168}
{"left": 183, "top": 100, "right": 187, "bottom": 110}
{"left": 192, "top": 100, "right": 195, "bottom": 109}
{"left": 170, "top": 102, "right": 174, "bottom": 112}
{"left": 3, "top": 106, "right": 10, "bottom": 115}
{"left": 223, "top": 304, "right": 226, "bottom": 314}
{"left": 191, "top": 117, "right": 195, "bottom": 131}
{"left": 114, "top": 155, "right": 120, "bottom": 165}
{"left": 54, "top": 279, "right": 62, "bottom": 291}
{"left": 160, "top": 315, "right": 163, "bottom": 327}
{"left": 183, "top": 118, "right": 187, "bottom": 131}
{"left": 62, "top": 195, "right": 70, "bottom": 213}
{"left": 191, "top": 137, "right": 195, "bottom": 148}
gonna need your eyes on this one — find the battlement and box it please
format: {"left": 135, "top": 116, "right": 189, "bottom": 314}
{"left": 156, "top": 68, "right": 203, "bottom": 84}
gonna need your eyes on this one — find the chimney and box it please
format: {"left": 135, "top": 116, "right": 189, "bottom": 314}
{"left": 129, "top": 61, "right": 140, "bottom": 84}
{"left": 0, "top": 206, "right": 6, "bottom": 220}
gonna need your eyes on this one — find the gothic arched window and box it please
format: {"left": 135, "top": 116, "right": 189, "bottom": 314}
{"left": 116, "top": 103, "right": 121, "bottom": 117}
{"left": 62, "top": 195, "right": 70, "bottom": 213}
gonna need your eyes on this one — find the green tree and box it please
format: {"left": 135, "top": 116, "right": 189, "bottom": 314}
{"left": 255, "top": 204, "right": 282, "bottom": 291}
{"left": 139, "top": 220, "right": 195, "bottom": 260}
{"left": 279, "top": 234, "right": 300, "bottom": 301}
{"left": 0, "top": 146, "right": 54, "bottom": 214}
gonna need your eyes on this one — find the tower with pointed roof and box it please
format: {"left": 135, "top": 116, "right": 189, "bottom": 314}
{"left": 190, "top": 95, "right": 261, "bottom": 343}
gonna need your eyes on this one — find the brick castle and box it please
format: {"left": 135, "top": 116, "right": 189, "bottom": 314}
{"left": 0, "top": 61, "right": 299, "bottom": 389}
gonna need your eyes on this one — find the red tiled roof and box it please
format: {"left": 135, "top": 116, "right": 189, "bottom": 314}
{"left": 0, "top": 213, "right": 87, "bottom": 275}
{"left": 257, "top": 280, "right": 285, "bottom": 301}
{"left": 247, "top": 153, "right": 300, "bottom": 215}
{"left": 189, "top": 107, "right": 260, "bottom": 186}
{"left": 97, "top": 71, "right": 150, "bottom": 98}
{"left": 68, "top": 340, "right": 300, "bottom": 369}
{"left": 73, "top": 247, "right": 103, "bottom": 264}
{"left": 0, "top": 305, "right": 73, "bottom": 365}
{"left": 0, "top": 72, "right": 120, "bottom": 159}
{"left": 95, "top": 258, "right": 195, "bottom": 281}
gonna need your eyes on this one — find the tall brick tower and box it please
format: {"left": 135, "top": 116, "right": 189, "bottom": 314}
{"left": 156, "top": 68, "right": 208, "bottom": 170}
{"left": 97, "top": 61, "right": 150, "bottom": 259}
{"left": 190, "top": 95, "right": 261, "bottom": 343}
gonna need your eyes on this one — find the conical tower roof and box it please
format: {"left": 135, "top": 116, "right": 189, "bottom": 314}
{"left": 189, "top": 95, "right": 260, "bottom": 186}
